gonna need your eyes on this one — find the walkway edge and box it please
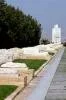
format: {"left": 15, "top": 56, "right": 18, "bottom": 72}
{"left": 27, "top": 47, "right": 64, "bottom": 100}
{"left": 14, "top": 47, "right": 64, "bottom": 100}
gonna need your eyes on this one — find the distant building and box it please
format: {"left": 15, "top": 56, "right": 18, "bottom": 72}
{"left": 52, "top": 24, "right": 61, "bottom": 44}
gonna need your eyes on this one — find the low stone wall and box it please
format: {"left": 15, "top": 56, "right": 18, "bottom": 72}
{"left": 0, "top": 44, "right": 63, "bottom": 65}
{"left": 0, "top": 69, "right": 34, "bottom": 86}
{"left": 20, "top": 53, "right": 51, "bottom": 60}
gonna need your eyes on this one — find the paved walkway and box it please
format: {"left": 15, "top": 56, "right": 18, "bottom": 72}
{"left": 14, "top": 48, "right": 64, "bottom": 100}
{"left": 45, "top": 48, "right": 66, "bottom": 100}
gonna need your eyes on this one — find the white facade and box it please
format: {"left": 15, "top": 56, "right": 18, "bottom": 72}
{"left": 52, "top": 24, "right": 61, "bottom": 44}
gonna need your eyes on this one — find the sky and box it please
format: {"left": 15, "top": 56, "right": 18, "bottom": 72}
{"left": 6, "top": 0, "right": 66, "bottom": 41}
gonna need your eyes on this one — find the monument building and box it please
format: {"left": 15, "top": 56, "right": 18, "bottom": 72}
{"left": 52, "top": 24, "right": 61, "bottom": 44}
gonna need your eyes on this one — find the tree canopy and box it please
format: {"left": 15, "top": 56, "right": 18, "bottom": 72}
{"left": 0, "top": 0, "right": 41, "bottom": 48}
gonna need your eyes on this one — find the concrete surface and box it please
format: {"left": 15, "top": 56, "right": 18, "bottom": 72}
{"left": 45, "top": 48, "right": 66, "bottom": 100}
{"left": 14, "top": 47, "right": 64, "bottom": 100}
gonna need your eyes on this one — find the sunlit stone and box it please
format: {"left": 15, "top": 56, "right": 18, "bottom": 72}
{"left": 0, "top": 62, "right": 28, "bottom": 74}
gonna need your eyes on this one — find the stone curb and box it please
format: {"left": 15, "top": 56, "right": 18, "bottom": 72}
{"left": 34, "top": 47, "right": 63, "bottom": 76}
{"left": 4, "top": 47, "right": 62, "bottom": 100}
{"left": 34, "top": 60, "right": 49, "bottom": 76}
{"left": 4, "top": 61, "right": 52, "bottom": 100}
{"left": 5, "top": 86, "right": 24, "bottom": 100}
{"left": 26, "top": 47, "right": 64, "bottom": 100}
{"left": 34, "top": 51, "right": 57, "bottom": 76}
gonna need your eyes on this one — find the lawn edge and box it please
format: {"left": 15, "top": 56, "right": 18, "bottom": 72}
{"left": 5, "top": 86, "right": 24, "bottom": 100}
{"left": 34, "top": 52, "right": 56, "bottom": 76}
{"left": 5, "top": 47, "right": 62, "bottom": 100}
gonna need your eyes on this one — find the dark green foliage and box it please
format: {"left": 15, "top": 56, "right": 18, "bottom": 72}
{"left": 0, "top": 1, "right": 41, "bottom": 48}
{"left": 63, "top": 42, "right": 66, "bottom": 46}
{"left": 13, "top": 59, "right": 46, "bottom": 71}
{"left": 0, "top": 85, "right": 17, "bottom": 100}
{"left": 0, "top": 0, "right": 5, "bottom": 6}
{"left": 40, "top": 39, "right": 50, "bottom": 45}
{"left": 48, "top": 52, "right": 54, "bottom": 56}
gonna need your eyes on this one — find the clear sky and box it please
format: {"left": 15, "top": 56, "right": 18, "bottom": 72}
{"left": 6, "top": 0, "right": 66, "bottom": 41}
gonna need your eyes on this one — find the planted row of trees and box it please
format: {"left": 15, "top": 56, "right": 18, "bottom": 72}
{"left": 0, "top": 0, "right": 41, "bottom": 48}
